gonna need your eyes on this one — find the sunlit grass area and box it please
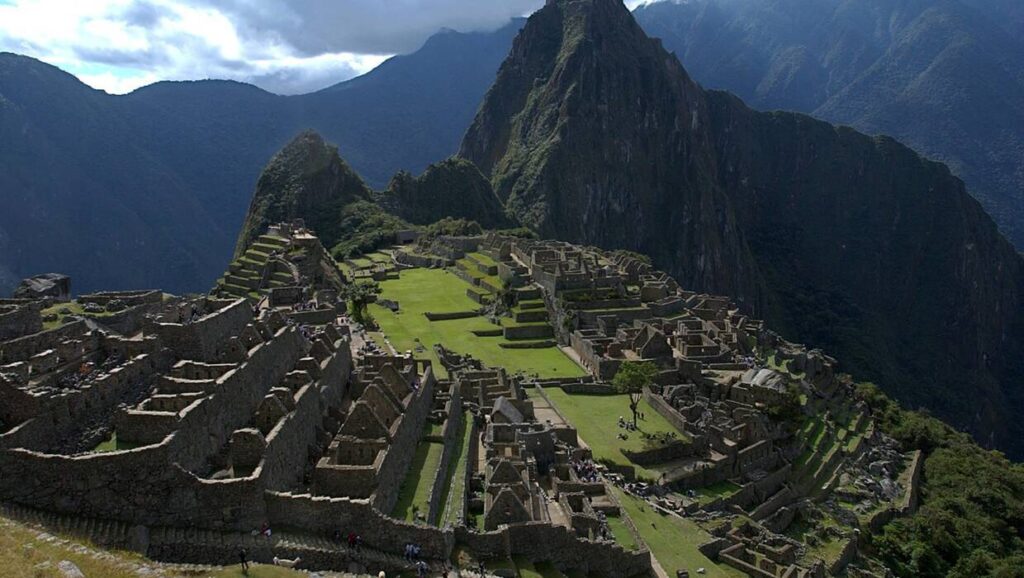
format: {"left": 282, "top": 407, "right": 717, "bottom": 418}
{"left": 368, "top": 268, "right": 584, "bottom": 379}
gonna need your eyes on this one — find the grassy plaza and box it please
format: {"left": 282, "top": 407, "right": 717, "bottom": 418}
{"left": 367, "top": 268, "right": 585, "bottom": 379}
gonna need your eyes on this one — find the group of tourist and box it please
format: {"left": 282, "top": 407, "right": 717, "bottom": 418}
{"left": 570, "top": 458, "right": 601, "bottom": 483}
{"left": 330, "top": 529, "right": 364, "bottom": 550}
{"left": 403, "top": 541, "right": 424, "bottom": 561}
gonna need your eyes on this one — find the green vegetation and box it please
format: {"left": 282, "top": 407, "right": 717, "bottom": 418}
{"left": 421, "top": 217, "right": 484, "bottom": 238}
{"left": 92, "top": 432, "right": 142, "bottom": 453}
{"left": 612, "top": 361, "right": 658, "bottom": 427}
{"left": 605, "top": 514, "right": 639, "bottom": 551}
{"left": 540, "top": 387, "right": 686, "bottom": 479}
{"left": 856, "top": 382, "right": 1024, "bottom": 577}
{"left": 40, "top": 301, "right": 113, "bottom": 330}
{"left": 368, "top": 268, "right": 584, "bottom": 379}
{"left": 693, "top": 480, "right": 741, "bottom": 505}
{"left": 330, "top": 200, "right": 413, "bottom": 259}
{"left": 340, "top": 280, "right": 380, "bottom": 325}
{"left": 391, "top": 440, "right": 445, "bottom": 523}
{"left": 440, "top": 413, "right": 474, "bottom": 526}
{"left": 204, "top": 565, "right": 307, "bottom": 578}
{"left": 613, "top": 488, "right": 743, "bottom": 578}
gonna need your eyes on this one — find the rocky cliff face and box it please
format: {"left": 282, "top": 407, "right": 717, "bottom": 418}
{"left": 460, "top": 0, "right": 763, "bottom": 307}
{"left": 460, "top": 0, "right": 1024, "bottom": 455}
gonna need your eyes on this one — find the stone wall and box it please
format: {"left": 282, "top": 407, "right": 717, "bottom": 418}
{"left": 622, "top": 440, "right": 695, "bottom": 467}
{"left": 642, "top": 388, "right": 691, "bottom": 435}
{"left": 266, "top": 491, "right": 455, "bottom": 558}
{"left": 79, "top": 290, "right": 161, "bottom": 307}
{"left": 0, "top": 302, "right": 42, "bottom": 341}
{"left": 865, "top": 449, "right": 925, "bottom": 533}
{"left": 87, "top": 301, "right": 165, "bottom": 337}
{"left": 371, "top": 367, "right": 436, "bottom": 513}
{"left": 288, "top": 309, "right": 336, "bottom": 325}
{"left": 0, "top": 320, "right": 88, "bottom": 364}
{"left": 0, "top": 327, "right": 306, "bottom": 530}
{"left": 149, "top": 299, "right": 253, "bottom": 362}
{"left": 424, "top": 311, "right": 480, "bottom": 321}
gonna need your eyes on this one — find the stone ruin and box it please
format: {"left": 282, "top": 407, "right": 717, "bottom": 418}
{"left": 406, "top": 233, "right": 923, "bottom": 577}
{"left": 0, "top": 225, "right": 653, "bottom": 577}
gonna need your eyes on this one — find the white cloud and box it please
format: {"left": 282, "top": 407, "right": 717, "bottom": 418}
{"left": 0, "top": 0, "right": 659, "bottom": 94}
{"left": 0, "top": 0, "right": 390, "bottom": 94}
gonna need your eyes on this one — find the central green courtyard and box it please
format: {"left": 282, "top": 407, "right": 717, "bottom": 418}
{"left": 367, "top": 268, "right": 585, "bottom": 379}
{"left": 532, "top": 387, "right": 690, "bottom": 479}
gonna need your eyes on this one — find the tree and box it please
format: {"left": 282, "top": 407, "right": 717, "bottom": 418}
{"left": 612, "top": 361, "right": 658, "bottom": 428}
{"left": 340, "top": 281, "right": 380, "bottom": 325}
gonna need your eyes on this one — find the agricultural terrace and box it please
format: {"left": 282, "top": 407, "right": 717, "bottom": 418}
{"left": 367, "top": 268, "right": 585, "bottom": 379}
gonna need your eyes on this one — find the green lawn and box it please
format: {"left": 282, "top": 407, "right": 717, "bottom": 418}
{"left": 514, "top": 556, "right": 567, "bottom": 578}
{"left": 92, "top": 432, "right": 142, "bottom": 453}
{"left": 440, "top": 413, "right": 474, "bottom": 527}
{"left": 467, "top": 251, "right": 499, "bottom": 268}
{"left": 540, "top": 387, "right": 689, "bottom": 478}
{"left": 204, "top": 565, "right": 306, "bottom": 578}
{"left": 40, "top": 301, "right": 115, "bottom": 330}
{"left": 605, "top": 515, "right": 639, "bottom": 551}
{"left": 694, "top": 480, "right": 741, "bottom": 505}
{"left": 613, "top": 488, "right": 744, "bottom": 578}
{"left": 368, "top": 268, "right": 584, "bottom": 379}
{"left": 392, "top": 440, "right": 445, "bottom": 522}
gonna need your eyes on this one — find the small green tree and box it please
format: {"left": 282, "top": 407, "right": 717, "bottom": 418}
{"left": 612, "top": 361, "right": 658, "bottom": 428}
{"left": 340, "top": 281, "right": 380, "bottom": 325}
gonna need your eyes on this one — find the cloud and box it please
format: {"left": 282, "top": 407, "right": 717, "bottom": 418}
{"left": 0, "top": 0, "right": 657, "bottom": 95}
{"left": 0, "top": 0, "right": 390, "bottom": 94}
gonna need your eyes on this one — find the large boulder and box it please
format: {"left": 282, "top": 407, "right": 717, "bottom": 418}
{"left": 12, "top": 273, "right": 70, "bottom": 300}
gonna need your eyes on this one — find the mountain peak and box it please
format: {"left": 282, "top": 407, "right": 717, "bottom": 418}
{"left": 234, "top": 130, "right": 372, "bottom": 256}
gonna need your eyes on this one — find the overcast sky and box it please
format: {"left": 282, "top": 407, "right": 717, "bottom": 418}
{"left": 0, "top": 0, "right": 654, "bottom": 95}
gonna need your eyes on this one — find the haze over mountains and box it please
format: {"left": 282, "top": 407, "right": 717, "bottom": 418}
{"left": 2, "top": 0, "right": 1023, "bottom": 456}
{"left": 0, "top": 20, "right": 523, "bottom": 295}
{"left": 3, "top": 0, "right": 1023, "bottom": 296}
{"left": 633, "top": 0, "right": 1024, "bottom": 249}
{"left": 225, "top": 0, "right": 1024, "bottom": 459}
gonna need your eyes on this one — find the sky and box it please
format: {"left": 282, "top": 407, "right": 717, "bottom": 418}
{"left": 0, "top": 0, "right": 655, "bottom": 95}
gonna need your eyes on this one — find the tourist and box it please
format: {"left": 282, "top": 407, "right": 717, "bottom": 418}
{"left": 239, "top": 548, "right": 249, "bottom": 573}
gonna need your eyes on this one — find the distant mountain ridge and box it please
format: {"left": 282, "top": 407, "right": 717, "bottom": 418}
{"left": 0, "top": 19, "right": 524, "bottom": 295}
{"left": 3, "top": 0, "right": 1023, "bottom": 295}
{"left": 633, "top": 0, "right": 1024, "bottom": 249}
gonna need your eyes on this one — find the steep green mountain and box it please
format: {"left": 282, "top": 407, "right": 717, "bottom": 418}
{"left": 381, "top": 158, "right": 511, "bottom": 229}
{"left": 235, "top": 132, "right": 511, "bottom": 261}
{"left": 460, "top": 0, "right": 1024, "bottom": 457}
{"left": 0, "top": 20, "right": 523, "bottom": 296}
{"left": 235, "top": 131, "right": 374, "bottom": 255}
{"left": 633, "top": 0, "right": 1024, "bottom": 249}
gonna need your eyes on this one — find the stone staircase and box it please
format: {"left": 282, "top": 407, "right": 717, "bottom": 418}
{"left": 214, "top": 234, "right": 291, "bottom": 299}
{"left": 150, "top": 527, "right": 452, "bottom": 575}
{"left": 0, "top": 501, "right": 453, "bottom": 575}
{"left": 0, "top": 501, "right": 133, "bottom": 548}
